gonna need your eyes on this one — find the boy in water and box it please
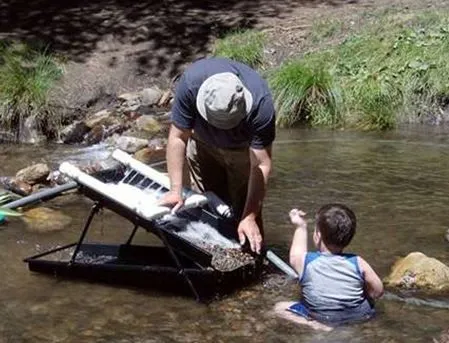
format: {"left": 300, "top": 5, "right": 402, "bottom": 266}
{"left": 274, "top": 203, "right": 384, "bottom": 331}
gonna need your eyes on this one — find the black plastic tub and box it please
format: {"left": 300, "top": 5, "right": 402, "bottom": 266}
{"left": 24, "top": 243, "right": 261, "bottom": 301}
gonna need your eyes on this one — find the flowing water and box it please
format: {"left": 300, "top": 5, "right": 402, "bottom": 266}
{"left": 1, "top": 126, "right": 449, "bottom": 343}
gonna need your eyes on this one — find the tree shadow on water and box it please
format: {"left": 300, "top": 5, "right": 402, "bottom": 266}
{"left": 0, "top": 0, "right": 358, "bottom": 78}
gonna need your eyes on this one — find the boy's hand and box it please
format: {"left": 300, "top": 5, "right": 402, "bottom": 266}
{"left": 289, "top": 208, "right": 307, "bottom": 229}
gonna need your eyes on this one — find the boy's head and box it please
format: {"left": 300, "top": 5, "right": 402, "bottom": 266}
{"left": 314, "top": 203, "right": 356, "bottom": 250}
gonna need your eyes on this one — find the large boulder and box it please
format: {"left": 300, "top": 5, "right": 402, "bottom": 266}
{"left": 384, "top": 252, "right": 449, "bottom": 290}
{"left": 16, "top": 163, "right": 50, "bottom": 185}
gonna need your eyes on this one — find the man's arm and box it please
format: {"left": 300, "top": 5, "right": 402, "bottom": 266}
{"left": 158, "top": 69, "right": 194, "bottom": 210}
{"left": 158, "top": 124, "right": 192, "bottom": 211}
{"left": 238, "top": 145, "right": 272, "bottom": 254}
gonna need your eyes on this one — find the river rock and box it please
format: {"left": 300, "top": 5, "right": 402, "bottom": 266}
{"left": 116, "top": 136, "right": 148, "bottom": 153}
{"left": 60, "top": 121, "right": 90, "bottom": 144}
{"left": 84, "top": 124, "right": 105, "bottom": 145}
{"left": 140, "top": 87, "right": 162, "bottom": 106}
{"left": 47, "top": 171, "right": 71, "bottom": 185}
{"left": 135, "top": 116, "right": 162, "bottom": 135}
{"left": 2, "top": 177, "right": 33, "bottom": 195}
{"left": 384, "top": 252, "right": 449, "bottom": 290}
{"left": 16, "top": 163, "right": 50, "bottom": 185}
{"left": 134, "top": 146, "right": 166, "bottom": 164}
{"left": 118, "top": 92, "right": 141, "bottom": 113}
{"left": 23, "top": 207, "right": 72, "bottom": 233}
{"left": 84, "top": 109, "right": 114, "bottom": 129}
{"left": 86, "top": 122, "right": 128, "bottom": 145}
{"left": 118, "top": 92, "right": 140, "bottom": 104}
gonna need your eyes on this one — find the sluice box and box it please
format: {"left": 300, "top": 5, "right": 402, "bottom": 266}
{"left": 24, "top": 149, "right": 262, "bottom": 302}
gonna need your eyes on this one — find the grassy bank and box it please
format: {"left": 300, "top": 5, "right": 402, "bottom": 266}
{"left": 214, "top": 10, "right": 449, "bottom": 130}
{"left": 212, "top": 30, "right": 266, "bottom": 69}
{"left": 0, "top": 41, "right": 63, "bottom": 141}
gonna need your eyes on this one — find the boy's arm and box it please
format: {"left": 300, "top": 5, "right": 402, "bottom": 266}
{"left": 289, "top": 210, "right": 308, "bottom": 278}
{"left": 357, "top": 256, "right": 384, "bottom": 300}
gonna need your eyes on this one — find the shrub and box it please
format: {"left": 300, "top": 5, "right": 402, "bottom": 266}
{"left": 0, "top": 41, "right": 63, "bottom": 141}
{"left": 268, "top": 60, "right": 341, "bottom": 128}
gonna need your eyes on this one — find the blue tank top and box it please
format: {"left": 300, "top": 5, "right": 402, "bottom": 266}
{"left": 300, "top": 252, "right": 365, "bottom": 312}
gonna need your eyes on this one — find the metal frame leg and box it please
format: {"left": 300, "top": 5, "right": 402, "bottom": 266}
{"left": 156, "top": 228, "right": 201, "bottom": 302}
{"left": 126, "top": 224, "right": 139, "bottom": 245}
{"left": 70, "top": 202, "right": 101, "bottom": 264}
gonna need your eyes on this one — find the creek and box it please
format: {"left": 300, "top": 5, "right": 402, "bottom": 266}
{"left": 1, "top": 126, "right": 449, "bottom": 342}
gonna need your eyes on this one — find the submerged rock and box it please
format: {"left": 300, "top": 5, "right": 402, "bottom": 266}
{"left": 384, "top": 252, "right": 449, "bottom": 291}
{"left": 16, "top": 163, "right": 50, "bottom": 185}
{"left": 23, "top": 207, "right": 72, "bottom": 233}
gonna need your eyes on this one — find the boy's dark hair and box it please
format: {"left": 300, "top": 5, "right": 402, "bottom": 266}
{"left": 316, "top": 203, "right": 356, "bottom": 248}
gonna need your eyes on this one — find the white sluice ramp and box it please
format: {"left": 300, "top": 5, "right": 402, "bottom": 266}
{"left": 59, "top": 157, "right": 207, "bottom": 221}
{"left": 59, "top": 162, "right": 170, "bottom": 220}
{"left": 111, "top": 149, "right": 208, "bottom": 209}
{"left": 112, "top": 149, "right": 172, "bottom": 190}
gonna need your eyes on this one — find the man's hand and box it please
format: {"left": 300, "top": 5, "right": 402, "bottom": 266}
{"left": 238, "top": 216, "right": 263, "bottom": 254}
{"left": 157, "top": 190, "right": 184, "bottom": 213}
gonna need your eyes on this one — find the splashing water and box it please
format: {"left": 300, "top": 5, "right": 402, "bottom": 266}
{"left": 163, "top": 214, "right": 240, "bottom": 249}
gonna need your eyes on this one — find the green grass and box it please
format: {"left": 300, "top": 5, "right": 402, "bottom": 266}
{"left": 267, "top": 10, "right": 449, "bottom": 130}
{"left": 310, "top": 19, "right": 345, "bottom": 43}
{"left": 268, "top": 60, "right": 341, "bottom": 128}
{"left": 212, "top": 30, "right": 265, "bottom": 69}
{"left": 0, "top": 40, "right": 63, "bottom": 141}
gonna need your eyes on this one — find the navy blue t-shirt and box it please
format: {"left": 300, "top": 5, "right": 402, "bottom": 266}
{"left": 170, "top": 57, "right": 276, "bottom": 149}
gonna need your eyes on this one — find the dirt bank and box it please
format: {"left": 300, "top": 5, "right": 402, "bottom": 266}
{"left": 1, "top": 0, "right": 448, "bottom": 113}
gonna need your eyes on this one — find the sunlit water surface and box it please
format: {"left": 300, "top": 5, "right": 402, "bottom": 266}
{"left": 1, "top": 126, "right": 449, "bottom": 342}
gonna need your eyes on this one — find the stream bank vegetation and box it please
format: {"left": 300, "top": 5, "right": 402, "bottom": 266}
{"left": 212, "top": 29, "right": 266, "bottom": 70}
{"left": 1, "top": 8, "right": 448, "bottom": 139}
{"left": 0, "top": 40, "right": 64, "bottom": 141}
{"left": 214, "top": 10, "right": 449, "bottom": 130}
